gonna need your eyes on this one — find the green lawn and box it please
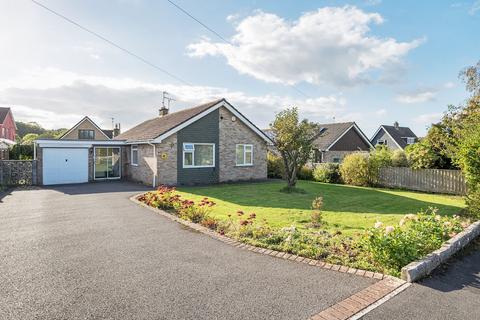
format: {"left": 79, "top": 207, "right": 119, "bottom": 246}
{"left": 177, "top": 180, "right": 466, "bottom": 236}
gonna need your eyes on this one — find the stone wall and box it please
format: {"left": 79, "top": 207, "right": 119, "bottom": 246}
{"left": 123, "top": 144, "right": 156, "bottom": 186}
{"left": 218, "top": 107, "right": 267, "bottom": 182}
{"left": 156, "top": 134, "right": 177, "bottom": 186}
{"left": 0, "top": 160, "right": 36, "bottom": 185}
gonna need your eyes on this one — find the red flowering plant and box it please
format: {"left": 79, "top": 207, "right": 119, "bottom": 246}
{"left": 174, "top": 197, "right": 216, "bottom": 223}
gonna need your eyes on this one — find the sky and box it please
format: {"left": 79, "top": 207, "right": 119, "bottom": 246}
{"left": 0, "top": 0, "right": 479, "bottom": 137}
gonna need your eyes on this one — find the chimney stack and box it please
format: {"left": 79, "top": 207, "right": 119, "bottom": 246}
{"left": 159, "top": 106, "right": 169, "bottom": 117}
{"left": 394, "top": 121, "right": 399, "bottom": 130}
{"left": 113, "top": 123, "right": 121, "bottom": 137}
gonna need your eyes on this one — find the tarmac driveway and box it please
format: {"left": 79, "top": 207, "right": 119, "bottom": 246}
{"left": 0, "top": 182, "right": 375, "bottom": 320}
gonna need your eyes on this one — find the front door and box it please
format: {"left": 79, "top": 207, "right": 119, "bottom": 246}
{"left": 94, "top": 147, "right": 121, "bottom": 180}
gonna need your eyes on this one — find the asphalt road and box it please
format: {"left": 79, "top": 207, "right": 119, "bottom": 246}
{"left": 0, "top": 182, "right": 375, "bottom": 320}
{"left": 362, "top": 238, "right": 480, "bottom": 320}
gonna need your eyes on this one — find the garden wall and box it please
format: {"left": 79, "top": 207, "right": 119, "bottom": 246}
{"left": 378, "top": 167, "right": 467, "bottom": 195}
{"left": 0, "top": 160, "right": 37, "bottom": 186}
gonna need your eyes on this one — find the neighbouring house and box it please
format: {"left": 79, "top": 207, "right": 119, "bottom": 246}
{"left": 34, "top": 99, "right": 271, "bottom": 186}
{"left": 0, "top": 107, "right": 17, "bottom": 160}
{"left": 371, "top": 122, "right": 418, "bottom": 151}
{"left": 312, "top": 122, "right": 373, "bottom": 163}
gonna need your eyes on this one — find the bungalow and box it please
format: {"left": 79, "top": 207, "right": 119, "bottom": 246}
{"left": 34, "top": 99, "right": 271, "bottom": 186}
{"left": 312, "top": 122, "right": 373, "bottom": 163}
{"left": 370, "top": 122, "right": 417, "bottom": 151}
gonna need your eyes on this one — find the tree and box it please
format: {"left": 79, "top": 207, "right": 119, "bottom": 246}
{"left": 270, "top": 107, "right": 319, "bottom": 188}
{"left": 21, "top": 133, "right": 39, "bottom": 145}
{"left": 405, "top": 140, "right": 439, "bottom": 169}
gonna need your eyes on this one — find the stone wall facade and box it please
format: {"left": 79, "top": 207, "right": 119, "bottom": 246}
{"left": 218, "top": 107, "right": 267, "bottom": 182}
{"left": 0, "top": 160, "right": 36, "bottom": 185}
{"left": 123, "top": 144, "right": 156, "bottom": 186}
{"left": 156, "top": 134, "right": 177, "bottom": 186}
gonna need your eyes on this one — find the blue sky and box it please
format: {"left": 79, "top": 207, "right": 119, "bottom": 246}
{"left": 0, "top": 0, "right": 479, "bottom": 137}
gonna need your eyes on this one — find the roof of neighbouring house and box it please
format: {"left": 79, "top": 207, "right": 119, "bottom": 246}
{"left": 115, "top": 98, "right": 271, "bottom": 143}
{"left": 102, "top": 129, "right": 114, "bottom": 139}
{"left": 0, "top": 107, "right": 11, "bottom": 123}
{"left": 378, "top": 125, "right": 417, "bottom": 149}
{"left": 313, "top": 122, "right": 355, "bottom": 150}
{"left": 59, "top": 116, "right": 112, "bottom": 140}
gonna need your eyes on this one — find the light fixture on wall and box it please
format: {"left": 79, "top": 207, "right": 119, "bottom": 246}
{"left": 231, "top": 116, "right": 236, "bottom": 122}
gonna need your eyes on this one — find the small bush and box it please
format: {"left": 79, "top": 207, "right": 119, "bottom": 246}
{"left": 310, "top": 196, "right": 325, "bottom": 227}
{"left": 362, "top": 208, "right": 464, "bottom": 275}
{"left": 297, "top": 166, "right": 314, "bottom": 180}
{"left": 200, "top": 217, "right": 219, "bottom": 230}
{"left": 174, "top": 197, "right": 216, "bottom": 223}
{"left": 267, "top": 152, "right": 285, "bottom": 179}
{"left": 313, "top": 163, "right": 341, "bottom": 183}
{"left": 340, "top": 153, "right": 372, "bottom": 186}
{"left": 391, "top": 150, "right": 408, "bottom": 167}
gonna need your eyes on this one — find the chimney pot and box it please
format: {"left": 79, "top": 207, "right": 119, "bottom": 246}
{"left": 394, "top": 121, "right": 399, "bottom": 129}
{"left": 159, "top": 107, "right": 169, "bottom": 117}
{"left": 113, "top": 123, "right": 121, "bottom": 137}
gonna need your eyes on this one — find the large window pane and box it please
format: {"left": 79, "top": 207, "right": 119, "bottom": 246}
{"left": 236, "top": 145, "right": 244, "bottom": 165}
{"left": 194, "top": 144, "right": 213, "bottom": 166}
{"left": 184, "top": 152, "right": 193, "bottom": 166}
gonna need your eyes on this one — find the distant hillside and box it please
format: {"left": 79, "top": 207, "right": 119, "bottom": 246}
{"left": 15, "top": 121, "right": 67, "bottom": 140}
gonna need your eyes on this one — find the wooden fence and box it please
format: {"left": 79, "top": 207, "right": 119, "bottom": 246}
{"left": 0, "top": 160, "right": 37, "bottom": 186}
{"left": 378, "top": 167, "right": 467, "bottom": 195}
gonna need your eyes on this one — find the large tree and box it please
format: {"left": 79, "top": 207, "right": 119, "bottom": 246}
{"left": 270, "top": 107, "right": 319, "bottom": 188}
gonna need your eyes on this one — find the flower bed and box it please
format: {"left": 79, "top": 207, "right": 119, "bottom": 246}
{"left": 138, "top": 186, "right": 469, "bottom": 277}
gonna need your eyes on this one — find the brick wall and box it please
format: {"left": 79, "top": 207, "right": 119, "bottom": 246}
{"left": 123, "top": 144, "right": 156, "bottom": 186}
{"left": 156, "top": 134, "right": 177, "bottom": 186}
{"left": 218, "top": 107, "right": 267, "bottom": 182}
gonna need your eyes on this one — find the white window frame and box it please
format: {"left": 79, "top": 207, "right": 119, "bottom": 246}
{"left": 131, "top": 145, "right": 139, "bottom": 166}
{"left": 93, "top": 147, "right": 122, "bottom": 181}
{"left": 406, "top": 137, "right": 415, "bottom": 145}
{"left": 182, "top": 143, "right": 215, "bottom": 168}
{"left": 376, "top": 139, "right": 387, "bottom": 146}
{"left": 236, "top": 144, "right": 254, "bottom": 166}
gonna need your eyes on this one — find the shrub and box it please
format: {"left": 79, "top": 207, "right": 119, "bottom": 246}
{"left": 200, "top": 217, "right": 219, "bottom": 230}
{"left": 391, "top": 150, "right": 408, "bottom": 167}
{"left": 313, "top": 163, "right": 341, "bottom": 183}
{"left": 405, "top": 141, "right": 439, "bottom": 169}
{"left": 174, "top": 197, "right": 216, "bottom": 223}
{"left": 362, "top": 208, "right": 464, "bottom": 275}
{"left": 370, "top": 146, "right": 392, "bottom": 168}
{"left": 310, "top": 196, "right": 325, "bottom": 227}
{"left": 297, "top": 165, "right": 313, "bottom": 180}
{"left": 267, "top": 152, "right": 284, "bottom": 179}
{"left": 340, "top": 153, "right": 372, "bottom": 186}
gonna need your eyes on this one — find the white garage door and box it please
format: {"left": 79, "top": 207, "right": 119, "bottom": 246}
{"left": 43, "top": 148, "right": 89, "bottom": 185}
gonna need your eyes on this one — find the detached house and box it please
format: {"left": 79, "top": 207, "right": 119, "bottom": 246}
{"left": 34, "top": 99, "right": 270, "bottom": 186}
{"left": 312, "top": 122, "right": 373, "bottom": 163}
{"left": 0, "top": 107, "right": 17, "bottom": 160}
{"left": 371, "top": 122, "right": 417, "bottom": 151}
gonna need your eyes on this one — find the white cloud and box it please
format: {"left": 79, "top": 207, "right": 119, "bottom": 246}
{"left": 364, "top": 0, "right": 382, "bottom": 6}
{"left": 187, "top": 6, "right": 422, "bottom": 87}
{"left": 413, "top": 112, "right": 443, "bottom": 125}
{"left": 375, "top": 108, "right": 387, "bottom": 116}
{"left": 396, "top": 90, "right": 436, "bottom": 104}
{"left": 0, "top": 68, "right": 346, "bottom": 130}
{"left": 444, "top": 81, "right": 455, "bottom": 89}
{"left": 469, "top": 1, "right": 480, "bottom": 14}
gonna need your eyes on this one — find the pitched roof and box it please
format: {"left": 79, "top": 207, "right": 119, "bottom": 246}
{"left": 102, "top": 130, "right": 114, "bottom": 139}
{"left": 59, "top": 116, "right": 111, "bottom": 140}
{"left": 313, "top": 122, "right": 355, "bottom": 150}
{"left": 114, "top": 98, "right": 224, "bottom": 142}
{"left": 380, "top": 125, "right": 417, "bottom": 149}
{"left": 0, "top": 107, "right": 11, "bottom": 123}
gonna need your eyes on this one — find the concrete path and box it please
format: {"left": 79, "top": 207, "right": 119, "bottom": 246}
{"left": 0, "top": 182, "right": 376, "bottom": 320}
{"left": 362, "top": 238, "right": 480, "bottom": 320}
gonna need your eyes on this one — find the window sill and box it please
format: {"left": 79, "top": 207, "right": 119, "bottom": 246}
{"left": 131, "top": 163, "right": 139, "bottom": 167}
{"left": 183, "top": 165, "right": 215, "bottom": 169}
{"left": 236, "top": 164, "right": 253, "bottom": 167}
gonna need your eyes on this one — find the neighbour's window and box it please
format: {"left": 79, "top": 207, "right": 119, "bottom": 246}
{"left": 131, "top": 145, "right": 138, "bottom": 166}
{"left": 333, "top": 158, "right": 341, "bottom": 163}
{"left": 406, "top": 137, "right": 415, "bottom": 145}
{"left": 78, "top": 129, "right": 95, "bottom": 140}
{"left": 183, "top": 143, "right": 215, "bottom": 168}
{"left": 236, "top": 144, "right": 253, "bottom": 166}
{"left": 314, "top": 149, "right": 322, "bottom": 163}
{"left": 376, "top": 139, "right": 387, "bottom": 146}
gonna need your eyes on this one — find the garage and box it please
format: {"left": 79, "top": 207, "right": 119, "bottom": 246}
{"left": 42, "top": 148, "right": 89, "bottom": 185}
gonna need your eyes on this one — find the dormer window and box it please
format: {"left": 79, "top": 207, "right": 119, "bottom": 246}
{"left": 78, "top": 129, "right": 95, "bottom": 140}
{"left": 377, "top": 139, "right": 387, "bottom": 146}
{"left": 406, "top": 137, "right": 415, "bottom": 145}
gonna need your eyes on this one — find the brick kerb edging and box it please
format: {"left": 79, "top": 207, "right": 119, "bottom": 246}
{"left": 130, "top": 194, "right": 394, "bottom": 282}
{"left": 401, "top": 220, "right": 480, "bottom": 282}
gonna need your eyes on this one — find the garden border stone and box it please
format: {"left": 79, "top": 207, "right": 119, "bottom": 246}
{"left": 401, "top": 220, "right": 480, "bottom": 282}
{"left": 130, "top": 193, "right": 392, "bottom": 281}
